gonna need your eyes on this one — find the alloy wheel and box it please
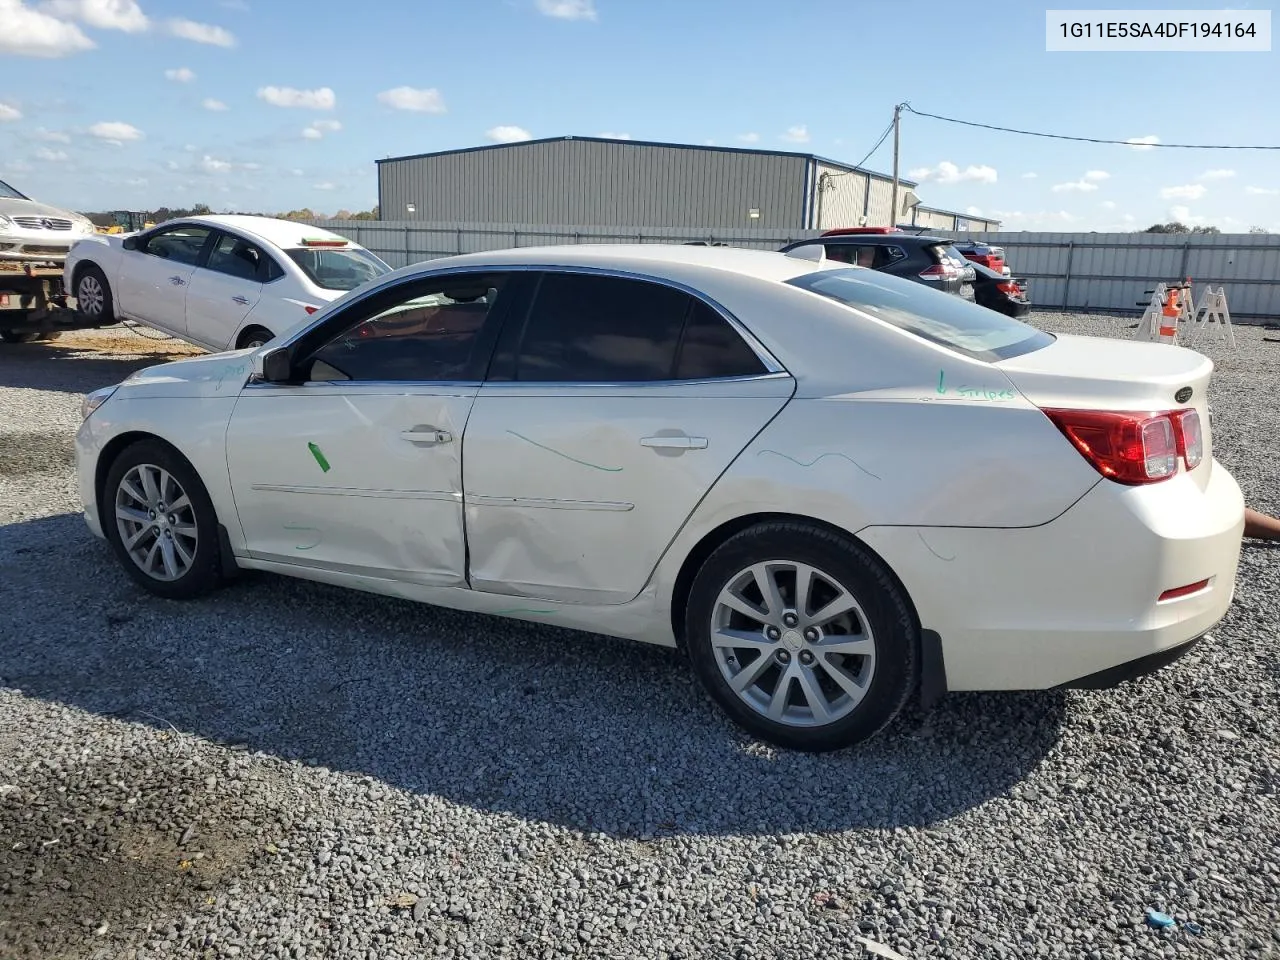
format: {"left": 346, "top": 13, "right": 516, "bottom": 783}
{"left": 77, "top": 275, "right": 104, "bottom": 317}
{"left": 114, "top": 463, "right": 199, "bottom": 582}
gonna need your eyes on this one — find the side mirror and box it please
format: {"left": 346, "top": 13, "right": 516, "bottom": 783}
{"left": 259, "top": 347, "right": 293, "bottom": 383}
{"left": 121, "top": 236, "right": 138, "bottom": 251}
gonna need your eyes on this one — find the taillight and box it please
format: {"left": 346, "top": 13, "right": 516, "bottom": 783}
{"left": 996, "top": 281, "right": 1021, "bottom": 295}
{"left": 1177, "top": 409, "right": 1203, "bottom": 469}
{"left": 1042, "top": 408, "right": 1202, "bottom": 484}
{"left": 919, "top": 264, "right": 955, "bottom": 280}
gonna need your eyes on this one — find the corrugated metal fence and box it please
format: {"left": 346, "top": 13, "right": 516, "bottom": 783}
{"left": 307, "top": 220, "right": 1280, "bottom": 321}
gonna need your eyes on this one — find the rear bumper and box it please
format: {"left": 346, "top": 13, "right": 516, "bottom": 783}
{"left": 1056, "top": 634, "right": 1202, "bottom": 689}
{"left": 860, "top": 459, "right": 1244, "bottom": 691}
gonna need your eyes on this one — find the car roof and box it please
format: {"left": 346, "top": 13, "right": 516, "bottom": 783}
{"left": 806, "top": 234, "right": 950, "bottom": 246}
{"left": 184, "top": 215, "right": 353, "bottom": 250}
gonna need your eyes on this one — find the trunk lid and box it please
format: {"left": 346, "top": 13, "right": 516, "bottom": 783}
{"left": 996, "top": 333, "right": 1215, "bottom": 486}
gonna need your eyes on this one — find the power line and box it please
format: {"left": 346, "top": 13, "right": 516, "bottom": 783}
{"left": 901, "top": 104, "right": 1280, "bottom": 150}
{"left": 825, "top": 116, "right": 896, "bottom": 180}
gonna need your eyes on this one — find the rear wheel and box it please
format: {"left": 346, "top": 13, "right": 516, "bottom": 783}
{"left": 685, "top": 522, "right": 918, "bottom": 752}
{"left": 103, "top": 441, "right": 224, "bottom": 600}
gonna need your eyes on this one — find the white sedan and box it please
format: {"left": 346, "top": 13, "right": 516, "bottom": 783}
{"left": 74, "top": 244, "right": 1245, "bottom": 751}
{"left": 63, "top": 215, "right": 391, "bottom": 352}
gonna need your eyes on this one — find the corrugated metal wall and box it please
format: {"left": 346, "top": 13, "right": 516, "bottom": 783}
{"left": 865, "top": 179, "right": 899, "bottom": 229}
{"left": 812, "top": 164, "right": 870, "bottom": 230}
{"left": 378, "top": 139, "right": 807, "bottom": 229}
{"left": 307, "top": 220, "right": 1280, "bottom": 321}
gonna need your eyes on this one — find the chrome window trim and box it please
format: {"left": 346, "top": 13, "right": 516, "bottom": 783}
{"left": 275, "top": 261, "right": 789, "bottom": 377}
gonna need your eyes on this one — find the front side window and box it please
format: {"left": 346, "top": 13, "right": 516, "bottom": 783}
{"left": 303, "top": 276, "right": 505, "bottom": 382}
{"left": 287, "top": 246, "right": 390, "bottom": 291}
{"left": 787, "top": 267, "right": 1053, "bottom": 362}
{"left": 141, "top": 225, "right": 213, "bottom": 266}
{"left": 205, "top": 233, "right": 269, "bottom": 282}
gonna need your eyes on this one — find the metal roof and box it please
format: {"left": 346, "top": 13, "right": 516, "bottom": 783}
{"left": 375, "top": 135, "right": 918, "bottom": 187}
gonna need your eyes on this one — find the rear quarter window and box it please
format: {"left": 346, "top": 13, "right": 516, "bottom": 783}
{"left": 786, "top": 267, "right": 1053, "bottom": 362}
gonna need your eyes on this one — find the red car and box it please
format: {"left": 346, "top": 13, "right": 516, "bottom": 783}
{"left": 951, "top": 240, "right": 1006, "bottom": 274}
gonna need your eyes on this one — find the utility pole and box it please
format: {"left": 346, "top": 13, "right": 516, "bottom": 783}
{"left": 890, "top": 103, "right": 902, "bottom": 229}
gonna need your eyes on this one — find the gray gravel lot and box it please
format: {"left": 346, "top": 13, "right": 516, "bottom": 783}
{"left": 1, "top": 316, "right": 1278, "bottom": 959}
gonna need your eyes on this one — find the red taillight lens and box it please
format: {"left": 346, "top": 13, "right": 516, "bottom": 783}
{"left": 919, "top": 264, "right": 954, "bottom": 280}
{"left": 1043, "top": 409, "right": 1184, "bottom": 484}
{"left": 1177, "top": 409, "right": 1203, "bottom": 469}
{"left": 996, "top": 281, "right": 1021, "bottom": 295}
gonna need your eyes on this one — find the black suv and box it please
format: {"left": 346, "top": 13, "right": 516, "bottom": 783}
{"left": 779, "top": 234, "right": 976, "bottom": 298}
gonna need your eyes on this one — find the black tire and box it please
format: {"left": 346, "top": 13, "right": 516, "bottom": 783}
{"left": 237, "top": 327, "right": 274, "bottom": 350}
{"left": 102, "top": 440, "right": 225, "bottom": 600}
{"left": 684, "top": 522, "right": 918, "bottom": 752}
{"left": 75, "top": 264, "right": 114, "bottom": 324}
{"left": 1, "top": 330, "right": 42, "bottom": 343}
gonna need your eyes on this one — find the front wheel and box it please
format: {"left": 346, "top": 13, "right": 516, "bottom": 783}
{"left": 75, "top": 265, "right": 114, "bottom": 323}
{"left": 684, "top": 522, "right": 918, "bottom": 752}
{"left": 102, "top": 441, "right": 224, "bottom": 599}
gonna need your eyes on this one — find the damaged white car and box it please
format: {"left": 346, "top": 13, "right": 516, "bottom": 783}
{"left": 0, "top": 179, "right": 96, "bottom": 262}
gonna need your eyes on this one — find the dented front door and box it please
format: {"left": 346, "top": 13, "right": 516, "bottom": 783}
{"left": 225, "top": 381, "right": 476, "bottom": 584}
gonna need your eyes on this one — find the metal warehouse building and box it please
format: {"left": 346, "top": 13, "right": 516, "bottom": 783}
{"left": 376, "top": 136, "right": 1001, "bottom": 233}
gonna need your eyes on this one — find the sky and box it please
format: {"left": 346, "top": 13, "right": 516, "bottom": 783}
{"left": 0, "top": 0, "right": 1277, "bottom": 231}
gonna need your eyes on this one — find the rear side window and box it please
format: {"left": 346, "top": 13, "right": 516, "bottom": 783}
{"left": 512, "top": 273, "right": 767, "bottom": 382}
{"left": 786, "top": 267, "right": 1053, "bottom": 362}
{"left": 287, "top": 246, "right": 391, "bottom": 291}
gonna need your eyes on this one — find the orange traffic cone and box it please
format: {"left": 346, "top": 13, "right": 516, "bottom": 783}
{"left": 1158, "top": 289, "right": 1179, "bottom": 343}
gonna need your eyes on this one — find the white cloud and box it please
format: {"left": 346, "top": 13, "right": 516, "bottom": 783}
{"left": 0, "top": 0, "right": 96, "bottom": 57}
{"left": 737, "top": 132, "right": 760, "bottom": 144}
{"left": 301, "top": 127, "right": 322, "bottom": 140}
{"left": 1052, "top": 179, "right": 1099, "bottom": 193}
{"left": 88, "top": 120, "right": 143, "bottom": 143}
{"left": 313, "top": 182, "right": 335, "bottom": 191}
{"left": 779, "top": 124, "right": 809, "bottom": 144}
{"left": 258, "top": 85, "right": 335, "bottom": 110}
{"left": 290, "top": 168, "right": 303, "bottom": 176}
{"left": 199, "top": 155, "right": 232, "bottom": 173}
{"left": 1198, "top": 168, "right": 1236, "bottom": 180}
{"left": 1245, "top": 185, "right": 1279, "bottom": 196}
{"left": 965, "top": 206, "right": 983, "bottom": 216}
{"left": 1020, "top": 172, "right": 1038, "bottom": 179}
{"left": 1169, "top": 204, "right": 1196, "bottom": 223}
{"left": 9, "top": 160, "right": 32, "bottom": 172}
{"left": 164, "top": 66, "right": 195, "bottom": 82}
{"left": 1160, "top": 183, "right": 1207, "bottom": 200}
{"left": 0, "top": 101, "right": 21, "bottom": 121}
{"left": 125, "top": 176, "right": 146, "bottom": 186}
{"left": 1125, "top": 135, "right": 1160, "bottom": 150}
{"left": 1101, "top": 200, "right": 1117, "bottom": 209}
{"left": 1084, "top": 170, "right": 1110, "bottom": 182}
{"left": 167, "top": 17, "right": 235, "bottom": 46}
{"left": 908, "top": 160, "right": 998, "bottom": 184}
{"left": 597, "top": 131, "right": 630, "bottom": 140}
{"left": 165, "top": 159, "right": 180, "bottom": 171}
{"left": 376, "top": 86, "right": 446, "bottom": 113}
{"left": 486, "top": 124, "right": 531, "bottom": 143}
{"left": 1123, "top": 214, "right": 1136, "bottom": 223}
{"left": 33, "top": 127, "right": 69, "bottom": 141}
{"left": 40, "top": 0, "right": 147, "bottom": 31}
{"left": 202, "top": 98, "right": 228, "bottom": 112}
{"left": 240, "top": 162, "right": 261, "bottom": 171}
{"left": 35, "top": 147, "right": 68, "bottom": 162}
{"left": 301, "top": 118, "right": 341, "bottom": 139}
{"left": 535, "top": 0, "right": 596, "bottom": 20}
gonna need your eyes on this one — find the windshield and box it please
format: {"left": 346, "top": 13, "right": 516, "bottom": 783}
{"left": 786, "top": 267, "right": 1053, "bottom": 362}
{"left": 286, "top": 245, "right": 391, "bottom": 291}
{"left": 0, "top": 179, "right": 29, "bottom": 201}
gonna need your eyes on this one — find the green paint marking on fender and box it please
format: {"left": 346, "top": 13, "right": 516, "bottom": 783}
{"left": 505, "top": 429, "right": 623, "bottom": 472}
{"left": 307, "top": 442, "right": 331, "bottom": 473}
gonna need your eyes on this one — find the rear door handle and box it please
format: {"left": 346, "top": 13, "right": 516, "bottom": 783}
{"left": 169, "top": 276, "right": 186, "bottom": 286}
{"left": 640, "top": 435, "right": 708, "bottom": 450}
{"left": 400, "top": 427, "right": 452, "bottom": 445}
{"left": 232, "top": 295, "right": 250, "bottom": 305}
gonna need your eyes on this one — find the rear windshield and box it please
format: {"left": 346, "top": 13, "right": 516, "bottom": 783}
{"left": 786, "top": 267, "right": 1053, "bottom": 362}
{"left": 286, "top": 246, "right": 391, "bottom": 291}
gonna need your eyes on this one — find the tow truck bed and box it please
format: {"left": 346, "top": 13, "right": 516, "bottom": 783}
{"left": 0, "top": 260, "right": 113, "bottom": 343}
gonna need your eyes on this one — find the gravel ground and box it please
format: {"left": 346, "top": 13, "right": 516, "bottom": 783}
{"left": 1, "top": 316, "right": 1277, "bottom": 960}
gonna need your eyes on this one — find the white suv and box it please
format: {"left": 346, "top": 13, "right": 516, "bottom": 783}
{"left": 0, "top": 178, "right": 96, "bottom": 262}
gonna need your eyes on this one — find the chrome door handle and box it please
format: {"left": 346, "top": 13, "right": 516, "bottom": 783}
{"left": 169, "top": 276, "right": 186, "bottom": 286}
{"left": 232, "top": 295, "right": 250, "bottom": 305}
{"left": 640, "top": 435, "right": 708, "bottom": 450}
{"left": 400, "top": 427, "right": 452, "bottom": 445}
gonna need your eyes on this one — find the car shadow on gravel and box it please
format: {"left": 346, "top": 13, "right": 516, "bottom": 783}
{"left": 2, "top": 512, "right": 1069, "bottom": 838}
{"left": 0, "top": 334, "right": 193, "bottom": 394}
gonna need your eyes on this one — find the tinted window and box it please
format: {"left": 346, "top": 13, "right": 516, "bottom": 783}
{"left": 515, "top": 273, "right": 688, "bottom": 382}
{"left": 304, "top": 277, "right": 504, "bottom": 382}
{"left": 206, "top": 233, "right": 266, "bottom": 282}
{"left": 287, "top": 246, "right": 390, "bottom": 291}
{"left": 0, "top": 179, "right": 27, "bottom": 200}
{"left": 142, "top": 225, "right": 212, "bottom": 266}
{"left": 786, "top": 267, "right": 1053, "bottom": 362}
{"left": 674, "top": 302, "right": 767, "bottom": 380}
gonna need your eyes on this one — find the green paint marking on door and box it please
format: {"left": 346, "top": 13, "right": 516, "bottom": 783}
{"left": 307, "top": 442, "right": 331, "bottom": 473}
{"left": 937, "top": 370, "right": 947, "bottom": 394}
